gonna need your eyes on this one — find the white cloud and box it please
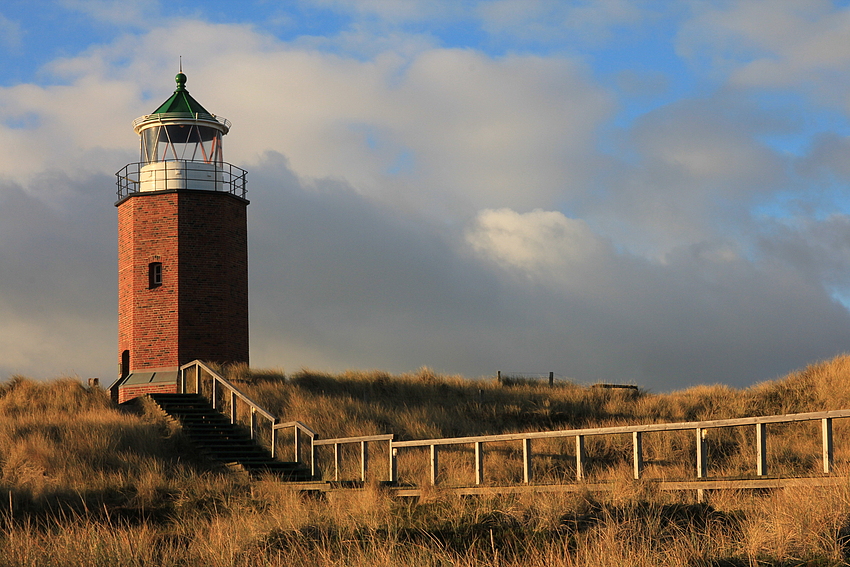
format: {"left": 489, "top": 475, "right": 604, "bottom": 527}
{"left": 677, "top": 0, "right": 850, "bottom": 107}
{"left": 465, "top": 208, "right": 608, "bottom": 275}
{"left": 477, "top": 0, "right": 654, "bottom": 45}
{"left": 570, "top": 94, "right": 793, "bottom": 260}
{"left": 304, "top": 0, "right": 468, "bottom": 23}
{"left": 0, "top": 20, "right": 612, "bottom": 219}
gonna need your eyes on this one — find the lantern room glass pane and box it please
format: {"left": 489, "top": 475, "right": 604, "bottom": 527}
{"left": 139, "top": 124, "right": 223, "bottom": 165}
{"left": 140, "top": 127, "right": 160, "bottom": 164}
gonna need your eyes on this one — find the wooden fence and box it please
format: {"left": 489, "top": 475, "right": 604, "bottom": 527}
{"left": 176, "top": 361, "right": 850, "bottom": 492}
{"left": 390, "top": 409, "right": 850, "bottom": 486}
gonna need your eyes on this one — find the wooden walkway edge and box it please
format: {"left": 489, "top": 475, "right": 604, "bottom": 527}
{"left": 279, "top": 475, "right": 848, "bottom": 498}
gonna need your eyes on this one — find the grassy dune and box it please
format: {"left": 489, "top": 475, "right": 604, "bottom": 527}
{"left": 2, "top": 356, "right": 850, "bottom": 565}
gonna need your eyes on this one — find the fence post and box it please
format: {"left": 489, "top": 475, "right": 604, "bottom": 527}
{"left": 474, "top": 441, "right": 484, "bottom": 485}
{"left": 430, "top": 445, "right": 439, "bottom": 485}
{"left": 823, "top": 418, "right": 834, "bottom": 474}
{"left": 333, "top": 443, "right": 340, "bottom": 482}
{"left": 250, "top": 408, "right": 257, "bottom": 440}
{"left": 389, "top": 440, "right": 396, "bottom": 483}
{"left": 361, "top": 441, "right": 369, "bottom": 483}
{"left": 194, "top": 363, "right": 201, "bottom": 394}
{"left": 271, "top": 421, "right": 277, "bottom": 459}
{"left": 294, "top": 427, "right": 301, "bottom": 463}
{"left": 523, "top": 438, "right": 533, "bottom": 484}
{"left": 696, "top": 428, "right": 707, "bottom": 478}
{"left": 211, "top": 378, "right": 218, "bottom": 410}
{"left": 632, "top": 431, "right": 643, "bottom": 480}
{"left": 575, "top": 435, "right": 585, "bottom": 481}
{"left": 549, "top": 372, "right": 554, "bottom": 387}
{"left": 756, "top": 423, "right": 767, "bottom": 476}
{"left": 311, "top": 438, "right": 317, "bottom": 480}
{"left": 230, "top": 391, "right": 237, "bottom": 424}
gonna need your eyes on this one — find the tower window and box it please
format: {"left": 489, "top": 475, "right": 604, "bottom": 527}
{"left": 149, "top": 262, "right": 162, "bottom": 288}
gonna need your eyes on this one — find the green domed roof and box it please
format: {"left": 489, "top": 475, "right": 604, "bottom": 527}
{"left": 150, "top": 72, "right": 214, "bottom": 118}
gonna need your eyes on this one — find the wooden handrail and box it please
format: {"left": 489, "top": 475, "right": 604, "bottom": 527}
{"left": 181, "top": 360, "right": 275, "bottom": 421}
{"left": 275, "top": 420, "right": 317, "bottom": 438}
{"left": 391, "top": 408, "right": 850, "bottom": 448}
{"left": 314, "top": 434, "right": 393, "bottom": 445}
{"left": 390, "top": 408, "right": 850, "bottom": 488}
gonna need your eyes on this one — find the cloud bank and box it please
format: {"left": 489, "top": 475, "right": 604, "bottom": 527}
{"left": 2, "top": 2, "right": 850, "bottom": 391}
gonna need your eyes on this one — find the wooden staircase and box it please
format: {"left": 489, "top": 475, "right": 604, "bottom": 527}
{"left": 148, "top": 392, "right": 313, "bottom": 481}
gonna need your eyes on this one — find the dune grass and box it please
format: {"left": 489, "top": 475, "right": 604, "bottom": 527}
{"left": 3, "top": 355, "right": 850, "bottom": 564}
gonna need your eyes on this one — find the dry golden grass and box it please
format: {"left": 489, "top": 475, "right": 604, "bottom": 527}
{"left": 3, "top": 354, "right": 850, "bottom": 565}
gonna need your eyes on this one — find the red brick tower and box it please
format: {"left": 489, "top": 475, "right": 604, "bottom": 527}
{"left": 112, "top": 72, "right": 249, "bottom": 402}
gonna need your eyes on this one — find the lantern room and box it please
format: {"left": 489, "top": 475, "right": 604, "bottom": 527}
{"left": 116, "top": 72, "right": 246, "bottom": 197}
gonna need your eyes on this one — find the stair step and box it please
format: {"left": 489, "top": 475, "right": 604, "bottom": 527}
{"left": 147, "top": 392, "right": 313, "bottom": 482}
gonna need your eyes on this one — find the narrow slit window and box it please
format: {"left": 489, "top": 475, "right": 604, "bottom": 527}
{"left": 149, "top": 262, "right": 162, "bottom": 288}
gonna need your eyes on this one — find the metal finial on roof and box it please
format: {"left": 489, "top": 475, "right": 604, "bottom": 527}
{"left": 175, "top": 71, "right": 187, "bottom": 92}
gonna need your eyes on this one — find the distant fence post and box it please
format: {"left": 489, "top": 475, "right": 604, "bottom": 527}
{"left": 497, "top": 371, "right": 501, "bottom": 384}
{"left": 549, "top": 372, "right": 554, "bottom": 387}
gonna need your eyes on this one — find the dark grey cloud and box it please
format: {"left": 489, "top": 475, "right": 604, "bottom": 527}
{"left": 0, "top": 173, "right": 116, "bottom": 379}
{"left": 244, "top": 154, "right": 850, "bottom": 391}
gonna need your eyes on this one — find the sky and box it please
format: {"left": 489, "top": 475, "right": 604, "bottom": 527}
{"left": 3, "top": 0, "right": 850, "bottom": 391}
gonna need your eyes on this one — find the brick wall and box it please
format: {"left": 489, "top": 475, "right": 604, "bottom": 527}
{"left": 117, "top": 189, "right": 249, "bottom": 377}
{"left": 177, "top": 191, "right": 249, "bottom": 365}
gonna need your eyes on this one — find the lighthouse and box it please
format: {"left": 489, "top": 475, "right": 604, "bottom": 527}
{"left": 112, "top": 72, "right": 249, "bottom": 403}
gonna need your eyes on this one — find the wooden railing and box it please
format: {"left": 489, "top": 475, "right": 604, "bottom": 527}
{"left": 390, "top": 409, "right": 850, "bottom": 486}
{"left": 313, "top": 434, "right": 394, "bottom": 482}
{"left": 274, "top": 420, "right": 317, "bottom": 477}
{"left": 179, "top": 361, "right": 315, "bottom": 472}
